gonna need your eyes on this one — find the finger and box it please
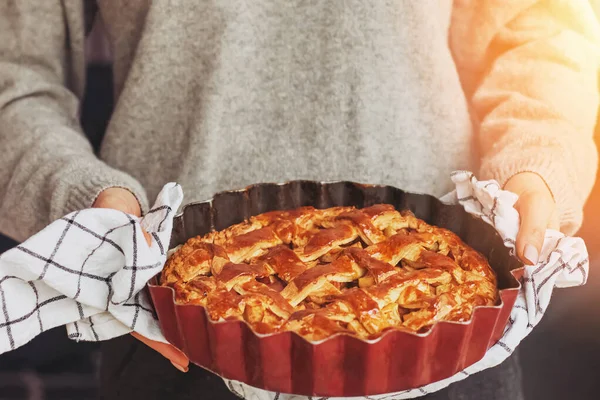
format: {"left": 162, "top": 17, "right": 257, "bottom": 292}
{"left": 515, "top": 192, "right": 555, "bottom": 265}
{"left": 131, "top": 332, "right": 189, "bottom": 372}
{"left": 142, "top": 230, "right": 153, "bottom": 246}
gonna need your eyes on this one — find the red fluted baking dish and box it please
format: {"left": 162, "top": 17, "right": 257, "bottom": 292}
{"left": 148, "top": 181, "right": 522, "bottom": 397}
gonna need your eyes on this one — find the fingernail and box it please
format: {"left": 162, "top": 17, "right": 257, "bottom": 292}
{"left": 171, "top": 361, "right": 189, "bottom": 373}
{"left": 523, "top": 244, "right": 539, "bottom": 265}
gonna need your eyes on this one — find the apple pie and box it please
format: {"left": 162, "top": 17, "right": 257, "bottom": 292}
{"left": 160, "top": 204, "right": 498, "bottom": 341}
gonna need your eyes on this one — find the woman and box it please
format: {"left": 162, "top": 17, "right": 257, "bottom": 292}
{"left": 0, "top": 1, "right": 598, "bottom": 399}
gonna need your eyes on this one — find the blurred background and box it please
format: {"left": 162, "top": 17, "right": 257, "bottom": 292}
{"left": 1, "top": 6, "right": 600, "bottom": 400}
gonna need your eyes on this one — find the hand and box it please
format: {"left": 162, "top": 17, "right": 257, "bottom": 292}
{"left": 504, "top": 172, "right": 560, "bottom": 266}
{"left": 93, "top": 187, "right": 190, "bottom": 372}
{"left": 92, "top": 187, "right": 152, "bottom": 245}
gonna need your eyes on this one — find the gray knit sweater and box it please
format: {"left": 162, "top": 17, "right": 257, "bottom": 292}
{"left": 0, "top": 0, "right": 598, "bottom": 245}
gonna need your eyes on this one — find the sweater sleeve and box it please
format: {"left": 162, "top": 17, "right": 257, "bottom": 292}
{"left": 0, "top": 0, "right": 149, "bottom": 242}
{"left": 450, "top": 0, "right": 600, "bottom": 235}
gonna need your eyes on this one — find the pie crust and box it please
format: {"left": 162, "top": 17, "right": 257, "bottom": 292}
{"left": 160, "top": 204, "right": 498, "bottom": 341}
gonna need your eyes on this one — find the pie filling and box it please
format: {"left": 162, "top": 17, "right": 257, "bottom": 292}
{"left": 160, "top": 204, "right": 498, "bottom": 341}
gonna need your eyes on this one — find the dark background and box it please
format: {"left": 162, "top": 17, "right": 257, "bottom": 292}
{"left": 0, "top": 23, "right": 599, "bottom": 400}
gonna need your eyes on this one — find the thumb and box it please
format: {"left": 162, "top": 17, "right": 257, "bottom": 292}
{"left": 515, "top": 191, "right": 554, "bottom": 265}
{"left": 142, "top": 230, "right": 153, "bottom": 247}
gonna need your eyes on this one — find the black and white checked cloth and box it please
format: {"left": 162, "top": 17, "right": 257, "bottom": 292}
{"left": 0, "top": 182, "right": 182, "bottom": 353}
{"left": 0, "top": 175, "right": 589, "bottom": 400}
{"left": 224, "top": 172, "right": 590, "bottom": 400}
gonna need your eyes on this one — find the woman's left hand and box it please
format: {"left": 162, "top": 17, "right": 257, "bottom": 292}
{"left": 504, "top": 172, "right": 560, "bottom": 265}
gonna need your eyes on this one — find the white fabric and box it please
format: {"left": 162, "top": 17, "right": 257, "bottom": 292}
{"left": 0, "top": 174, "right": 589, "bottom": 400}
{"left": 0, "top": 182, "right": 183, "bottom": 351}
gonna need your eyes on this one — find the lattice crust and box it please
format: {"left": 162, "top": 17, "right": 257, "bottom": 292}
{"left": 161, "top": 205, "right": 498, "bottom": 341}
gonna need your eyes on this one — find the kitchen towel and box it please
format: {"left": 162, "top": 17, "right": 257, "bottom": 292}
{"left": 0, "top": 182, "right": 182, "bottom": 350}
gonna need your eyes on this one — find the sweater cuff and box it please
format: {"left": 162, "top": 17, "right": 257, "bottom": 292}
{"left": 480, "top": 152, "right": 582, "bottom": 235}
{"left": 50, "top": 161, "right": 149, "bottom": 222}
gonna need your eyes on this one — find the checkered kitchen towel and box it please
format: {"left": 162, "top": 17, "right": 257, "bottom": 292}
{"left": 0, "top": 174, "right": 590, "bottom": 399}
{"left": 0, "top": 182, "right": 182, "bottom": 351}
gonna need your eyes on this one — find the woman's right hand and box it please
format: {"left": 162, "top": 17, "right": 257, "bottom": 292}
{"left": 93, "top": 187, "right": 190, "bottom": 373}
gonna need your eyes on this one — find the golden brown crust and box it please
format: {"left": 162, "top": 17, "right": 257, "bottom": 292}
{"left": 161, "top": 205, "right": 498, "bottom": 341}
